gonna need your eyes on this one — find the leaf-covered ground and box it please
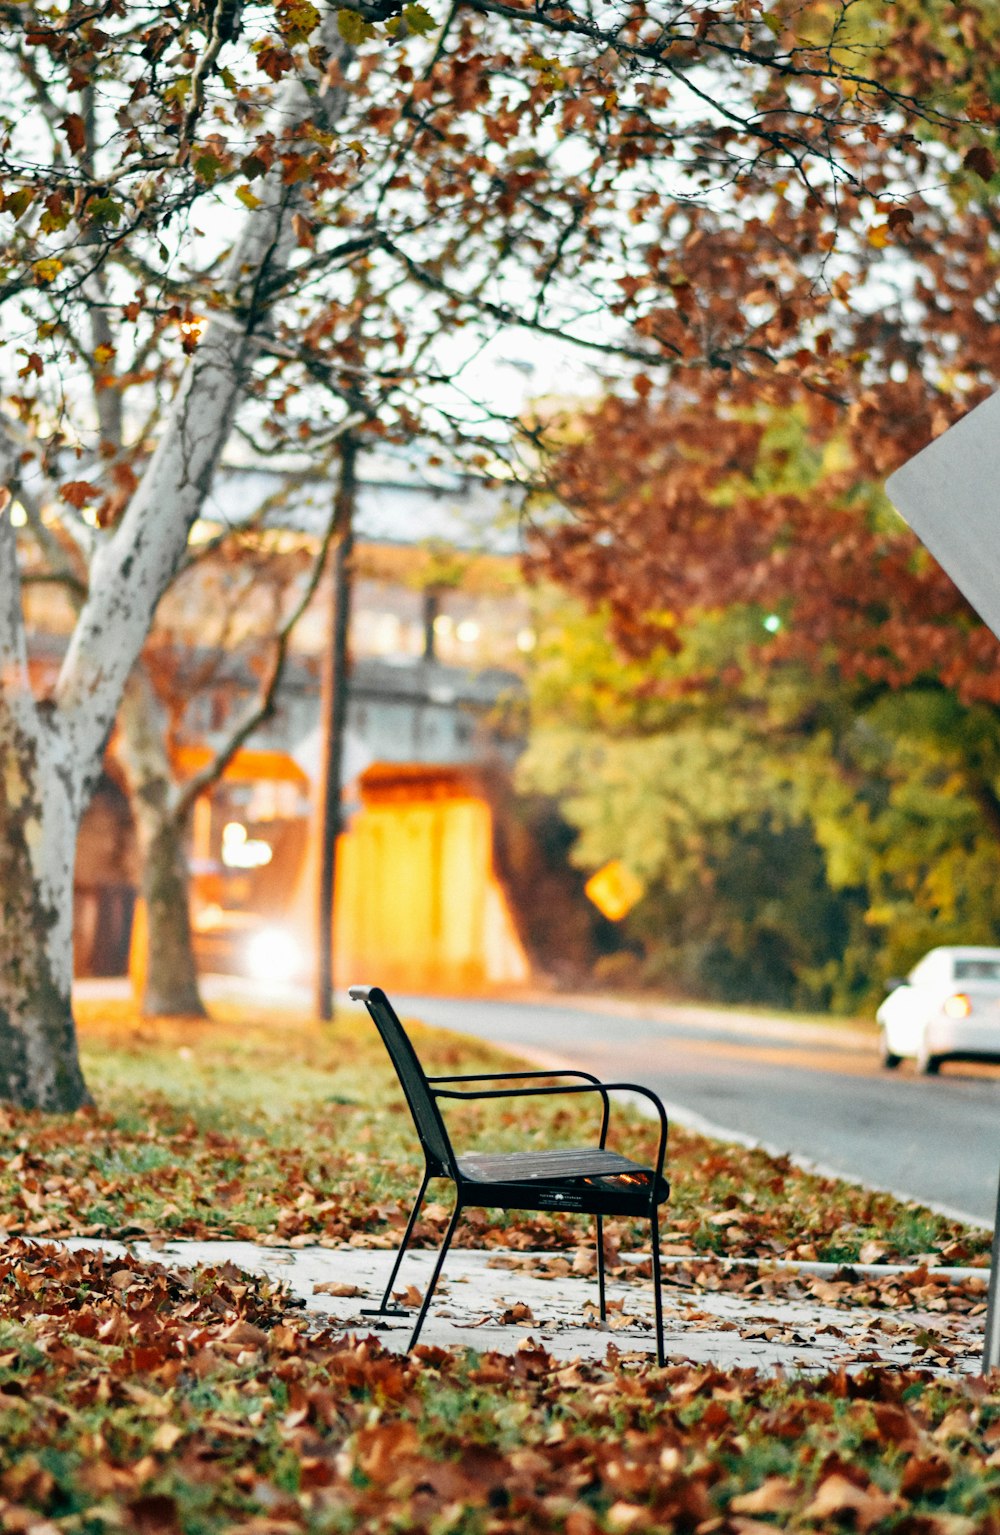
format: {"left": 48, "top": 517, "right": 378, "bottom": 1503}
{"left": 0, "top": 1000, "right": 989, "bottom": 1267}
{"left": 1, "top": 1001, "right": 996, "bottom": 1533}
{"left": 1, "top": 1239, "right": 998, "bottom": 1535}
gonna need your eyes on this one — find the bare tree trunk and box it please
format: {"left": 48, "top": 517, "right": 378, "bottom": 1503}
{"left": 116, "top": 668, "right": 206, "bottom": 1017}
{"left": 138, "top": 814, "right": 205, "bottom": 1017}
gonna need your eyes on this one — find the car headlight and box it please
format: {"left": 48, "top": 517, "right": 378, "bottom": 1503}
{"left": 246, "top": 926, "right": 303, "bottom": 984}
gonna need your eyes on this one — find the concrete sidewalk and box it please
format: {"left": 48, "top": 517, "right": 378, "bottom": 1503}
{"left": 63, "top": 1237, "right": 989, "bottom": 1375}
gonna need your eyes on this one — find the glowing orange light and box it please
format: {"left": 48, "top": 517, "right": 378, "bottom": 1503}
{"left": 943, "top": 992, "right": 972, "bottom": 1018}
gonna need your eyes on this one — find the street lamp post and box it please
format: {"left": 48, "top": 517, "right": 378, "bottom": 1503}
{"left": 316, "top": 435, "right": 357, "bottom": 1021}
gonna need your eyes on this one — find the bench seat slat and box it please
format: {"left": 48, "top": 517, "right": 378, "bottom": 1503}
{"left": 458, "top": 1147, "right": 646, "bottom": 1182}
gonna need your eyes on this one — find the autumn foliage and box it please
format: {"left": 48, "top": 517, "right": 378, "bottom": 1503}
{"left": 0, "top": 999, "right": 987, "bottom": 1261}
{"left": 4, "top": 0, "right": 1000, "bottom": 466}
{"left": 521, "top": 2, "right": 1000, "bottom": 705}
{"left": 3, "top": 0, "right": 1000, "bottom": 1106}
{"left": 533, "top": 355, "right": 1000, "bottom": 708}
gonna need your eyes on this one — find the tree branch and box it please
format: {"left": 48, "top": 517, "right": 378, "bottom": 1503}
{"left": 380, "top": 236, "right": 683, "bottom": 365}
{"left": 174, "top": 480, "right": 345, "bottom": 820}
{"left": 53, "top": 7, "right": 352, "bottom": 775}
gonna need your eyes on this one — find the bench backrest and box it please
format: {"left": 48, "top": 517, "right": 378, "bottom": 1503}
{"left": 349, "top": 985, "right": 457, "bottom": 1178}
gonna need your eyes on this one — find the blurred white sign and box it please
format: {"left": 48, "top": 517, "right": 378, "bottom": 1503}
{"left": 291, "top": 725, "right": 374, "bottom": 786}
{"left": 886, "top": 389, "right": 1000, "bottom": 641}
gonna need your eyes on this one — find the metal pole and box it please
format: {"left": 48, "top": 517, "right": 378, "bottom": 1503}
{"left": 316, "top": 435, "right": 357, "bottom": 1021}
{"left": 983, "top": 1162, "right": 1000, "bottom": 1375}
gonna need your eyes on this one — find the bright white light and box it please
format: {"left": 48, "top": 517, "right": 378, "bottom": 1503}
{"left": 222, "top": 822, "right": 273, "bottom": 869}
{"left": 10, "top": 502, "right": 26, "bottom": 528}
{"left": 456, "top": 620, "right": 480, "bottom": 643}
{"left": 246, "top": 926, "right": 302, "bottom": 984}
{"left": 373, "top": 613, "right": 401, "bottom": 653}
{"left": 516, "top": 628, "right": 536, "bottom": 652}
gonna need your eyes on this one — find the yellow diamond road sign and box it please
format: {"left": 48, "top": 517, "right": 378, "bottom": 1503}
{"left": 584, "top": 860, "right": 645, "bottom": 922}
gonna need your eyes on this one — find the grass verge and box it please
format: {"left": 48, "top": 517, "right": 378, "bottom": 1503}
{"left": 0, "top": 999, "right": 988, "bottom": 1267}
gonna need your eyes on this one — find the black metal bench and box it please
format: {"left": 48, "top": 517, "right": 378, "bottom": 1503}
{"left": 349, "top": 984, "right": 671, "bottom": 1363}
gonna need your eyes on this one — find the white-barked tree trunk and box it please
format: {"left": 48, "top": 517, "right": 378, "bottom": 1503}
{"left": 0, "top": 19, "right": 348, "bottom": 1109}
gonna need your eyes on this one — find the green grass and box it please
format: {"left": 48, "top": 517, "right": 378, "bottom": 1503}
{"left": 0, "top": 996, "right": 985, "bottom": 1266}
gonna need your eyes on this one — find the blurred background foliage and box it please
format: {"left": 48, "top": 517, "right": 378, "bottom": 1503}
{"left": 519, "top": 595, "right": 1000, "bottom": 1014}
{"left": 514, "top": 305, "right": 1000, "bottom": 1014}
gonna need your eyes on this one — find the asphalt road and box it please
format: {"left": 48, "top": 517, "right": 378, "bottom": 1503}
{"left": 379, "top": 992, "right": 1000, "bottom": 1226}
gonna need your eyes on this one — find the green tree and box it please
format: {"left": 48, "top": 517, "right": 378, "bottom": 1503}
{"left": 792, "top": 688, "right": 1000, "bottom": 995}
{"left": 519, "top": 597, "right": 866, "bottom": 1008}
{"left": 521, "top": 601, "right": 1000, "bottom": 1011}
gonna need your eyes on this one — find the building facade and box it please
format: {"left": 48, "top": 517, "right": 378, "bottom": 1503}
{"left": 66, "top": 456, "right": 563, "bottom": 992}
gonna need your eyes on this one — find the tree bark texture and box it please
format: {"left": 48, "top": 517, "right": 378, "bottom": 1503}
{"left": 138, "top": 816, "right": 206, "bottom": 1018}
{"left": 316, "top": 438, "right": 358, "bottom": 1019}
{"left": 0, "top": 690, "right": 90, "bottom": 1110}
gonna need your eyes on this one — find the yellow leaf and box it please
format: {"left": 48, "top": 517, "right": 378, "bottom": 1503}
{"left": 236, "top": 184, "right": 262, "bottom": 209}
{"left": 402, "top": 3, "right": 435, "bottom": 35}
{"left": 337, "top": 8, "right": 374, "bottom": 43}
{"left": 867, "top": 223, "right": 890, "bottom": 248}
{"left": 32, "top": 257, "right": 63, "bottom": 284}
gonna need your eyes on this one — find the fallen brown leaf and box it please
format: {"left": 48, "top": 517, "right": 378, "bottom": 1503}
{"left": 729, "top": 1476, "right": 798, "bottom": 1515}
{"left": 800, "top": 1474, "right": 897, "bottom": 1531}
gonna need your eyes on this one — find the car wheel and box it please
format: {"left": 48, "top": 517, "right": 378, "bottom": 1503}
{"left": 916, "top": 1038, "right": 941, "bottom": 1075}
{"left": 878, "top": 1029, "right": 902, "bottom": 1069}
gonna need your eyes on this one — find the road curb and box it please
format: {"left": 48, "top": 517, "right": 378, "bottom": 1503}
{"left": 623, "top": 1253, "right": 991, "bottom": 1281}
{"left": 510, "top": 989, "right": 876, "bottom": 1051}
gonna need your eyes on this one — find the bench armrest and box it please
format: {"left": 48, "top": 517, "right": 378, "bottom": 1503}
{"left": 427, "top": 1068, "right": 602, "bottom": 1084}
{"left": 431, "top": 1079, "right": 668, "bottom": 1191}
{"left": 431, "top": 1070, "right": 610, "bottom": 1146}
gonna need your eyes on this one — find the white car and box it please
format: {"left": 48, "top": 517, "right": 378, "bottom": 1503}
{"left": 877, "top": 945, "right": 1000, "bottom": 1074}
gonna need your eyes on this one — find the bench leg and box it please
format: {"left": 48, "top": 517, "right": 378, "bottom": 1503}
{"left": 361, "top": 1168, "right": 431, "bottom": 1317}
{"left": 596, "top": 1214, "right": 607, "bottom": 1321}
{"left": 650, "top": 1213, "right": 665, "bottom": 1368}
{"left": 408, "top": 1199, "right": 463, "bottom": 1352}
